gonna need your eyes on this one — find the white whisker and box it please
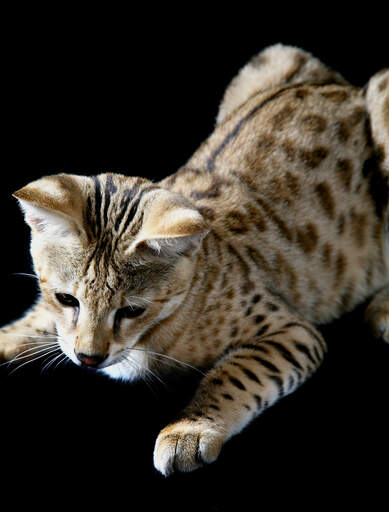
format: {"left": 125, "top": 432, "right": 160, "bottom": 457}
{"left": 41, "top": 350, "right": 64, "bottom": 373}
{"left": 116, "top": 352, "right": 144, "bottom": 374}
{"left": 39, "top": 350, "right": 62, "bottom": 373}
{"left": 126, "top": 295, "right": 153, "bottom": 305}
{"left": 18, "top": 341, "right": 58, "bottom": 348}
{"left": 115, "top": 351, "right": 166, "bottom": 388}
{"left": 12, "top": 272, "right": 39, "bottom": 281}
{"left": 1, "top": 333, "right": 58, "bottom": 339}
{"left": 141, "top": 364, "right": 166, "bottom": 388}
{"left": 54, "top": 353, "right": 70, "bottom": 369}
{"left": 16, "top": 343, "right": 57, "bottom": 354}
{"left": 8, "top": 347, "right": 61, "bottom": 375}
{"left": 132, "top": 350, "right": 179, "bottom": 373}
{"left": 122, "top": 353, "right": 166, "bottom": 390}
{"left": 127, "top": 347, "right": 206, "bottom": 376}
{"left": 2, "top": 344, "right": 59, "bottom": 367}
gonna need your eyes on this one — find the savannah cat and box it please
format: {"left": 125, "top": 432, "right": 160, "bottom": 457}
{"left": 1, "top": 44, "right": 388, "bottom": 476}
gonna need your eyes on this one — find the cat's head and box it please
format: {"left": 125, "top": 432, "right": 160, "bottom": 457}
{"left": 14, "top": 173, "right": 208, "bottom": 378}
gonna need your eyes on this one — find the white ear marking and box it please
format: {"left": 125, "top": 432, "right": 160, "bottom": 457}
{"left": 13, "top": 173, "right": 87, "bottom": 240}
{"left": 17, "top": 199, "right": 76, "bottom": 238}
{"left": 128, "top": 189, "right": 209, "bottom": 259}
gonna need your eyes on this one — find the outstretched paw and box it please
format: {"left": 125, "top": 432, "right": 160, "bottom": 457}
{"left": 0, "top": 327, "right": 23, "bottom": 362}
{"left": 153, "top": 419, "right": 226, "bottom": 476}
{"left": 0, "top": 325, "right": 57, "bottom": 364}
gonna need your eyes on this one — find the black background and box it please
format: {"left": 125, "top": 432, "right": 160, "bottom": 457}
{"left": 1, "top": 8, "right": 388, "bottom": 511}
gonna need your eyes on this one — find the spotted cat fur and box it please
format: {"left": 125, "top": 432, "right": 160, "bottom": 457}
{"left": 0, "top": 44, "right": 388, "bottom": 475}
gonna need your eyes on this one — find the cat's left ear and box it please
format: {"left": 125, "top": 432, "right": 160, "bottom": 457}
{"left": 13, "top": 174, "right": 87, "bottom": 239}
{"left": 130, "top": 189, "right": 210, "bottom": 258}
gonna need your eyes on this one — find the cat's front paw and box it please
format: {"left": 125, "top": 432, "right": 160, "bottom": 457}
{"left": 153, "top": 419, "right": 226, "bottom": 476}
{"left": 0, "top": 328, "right": 21, "bottom": 362}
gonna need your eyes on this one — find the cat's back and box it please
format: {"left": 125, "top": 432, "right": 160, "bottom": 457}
{"left": 161, "top": 80, "right": 388, "bottom": 324}
{"left": 165, "top": 80, "right": 371, "bottom": 199}
{"left": 163, "top": 80, "right": 380, "bottom": 238}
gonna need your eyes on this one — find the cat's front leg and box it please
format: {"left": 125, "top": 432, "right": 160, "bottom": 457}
{"left": 154, "top": 318, "right": 327, "bottom": 475}
{"left": 0, "top": 298, "right": 56, "bottom": 363}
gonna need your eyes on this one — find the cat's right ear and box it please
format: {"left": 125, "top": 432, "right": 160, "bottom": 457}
{"left": 13, "top": 174, "right": 87, "bottom": 240}
{"left": 128, "top": 189, "right": 210, "bottom": 259}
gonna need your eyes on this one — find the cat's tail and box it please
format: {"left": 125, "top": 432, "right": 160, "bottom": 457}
{"left": 366, "top": 69, "right": 389, "bottom": 175}
{"left": 216, "top": 43, "right": 348, "bottom": 125}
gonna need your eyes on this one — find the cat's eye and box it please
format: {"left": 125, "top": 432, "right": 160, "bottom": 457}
{"left": 116, "top": 305, "right": 146, "bottom": 321}
{"left": 114, "top": 305, "right": 146, "bottom": 333}
{"left": 55, "top": 293, "right": 80, "bottom": 308}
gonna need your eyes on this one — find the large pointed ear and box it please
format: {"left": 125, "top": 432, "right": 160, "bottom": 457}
{"left": 129, "top": 189, "right": 209, "bottom": 258}
{"left": 13, "top": 174, "right": 87, "bottom": 240}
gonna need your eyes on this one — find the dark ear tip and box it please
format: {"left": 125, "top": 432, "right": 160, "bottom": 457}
{"left": 12, "top": 188, "right": 27, "bottom": 200}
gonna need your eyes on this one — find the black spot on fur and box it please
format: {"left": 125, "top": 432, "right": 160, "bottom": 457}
{"left": 229, "top": 376, "right": 246, "bottom": 391}
{"left": 362, "top": 153, "right": 389, "bottom": 218}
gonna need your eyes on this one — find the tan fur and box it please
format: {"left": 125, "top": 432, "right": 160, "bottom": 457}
{"left": 216, "top": 44, "right": 348, "bottom": 125}
{"left": 1, "top": 44, "right": 388, "bottom": 476}
{"left": 365, "top": 68, "right": 389, "bottom": 173}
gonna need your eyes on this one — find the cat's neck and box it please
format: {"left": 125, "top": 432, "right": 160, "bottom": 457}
{"left": 135, "top": 248, "right": 208, "bottom": 355}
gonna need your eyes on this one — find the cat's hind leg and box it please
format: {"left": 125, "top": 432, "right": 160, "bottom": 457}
{"left": 0, "top": 298, "right": 57, "bottom": 364}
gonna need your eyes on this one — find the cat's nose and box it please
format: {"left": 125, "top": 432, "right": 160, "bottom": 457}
{"left": 76, "top": 352, "right": 107, "bottom": 367}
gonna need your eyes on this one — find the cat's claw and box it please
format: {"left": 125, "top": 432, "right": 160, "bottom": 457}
{"left": 153, "top": 420, "right": 226, "bottom": 476}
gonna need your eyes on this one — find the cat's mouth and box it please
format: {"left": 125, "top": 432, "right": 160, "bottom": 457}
{"left": 74, "top": 352, "right": 138, "bottom": 371}
{"left": 75, "top": 352, "right": 109, "bottom": 369}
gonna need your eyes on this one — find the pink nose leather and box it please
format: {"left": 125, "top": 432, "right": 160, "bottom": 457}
{"left": 76, "top": 353, "right": 105, "bottom": 367}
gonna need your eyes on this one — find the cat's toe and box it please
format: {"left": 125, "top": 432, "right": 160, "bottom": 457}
{"left": 153, "top": 419, "right": 225, "bottom": 476}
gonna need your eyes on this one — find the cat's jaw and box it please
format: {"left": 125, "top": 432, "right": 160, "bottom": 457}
{"left": 57, "top": 326, "right": 151, "bottom": 381}
{"left": 100, "top": 349, "right": 150, "bottom": 382}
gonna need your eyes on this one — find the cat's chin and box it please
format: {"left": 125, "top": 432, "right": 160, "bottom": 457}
{"left": 99, "top": 351, "right": 150, "bottom": 382}
{"left": 100, "top": 364, "right": 140, "bottom": 382}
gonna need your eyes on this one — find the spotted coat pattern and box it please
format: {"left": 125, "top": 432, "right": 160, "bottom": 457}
{"left": 1, "top": 44, "right": 389, "bottom": 476}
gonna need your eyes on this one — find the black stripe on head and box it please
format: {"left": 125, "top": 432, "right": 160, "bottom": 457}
{"left": 92, "top": 176, "right": 103, "bottom": 237}
{"left": 114, "top": 186, "right": 139, "bottom": 232}
{"left": 103, "top": 175, "right": 118, "bottom": 226}
{"left": 86, "top": 195, "right": 94, "bottom": 238}
{"left": 119, "top": 185, "right": 158, "bottom": 239}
